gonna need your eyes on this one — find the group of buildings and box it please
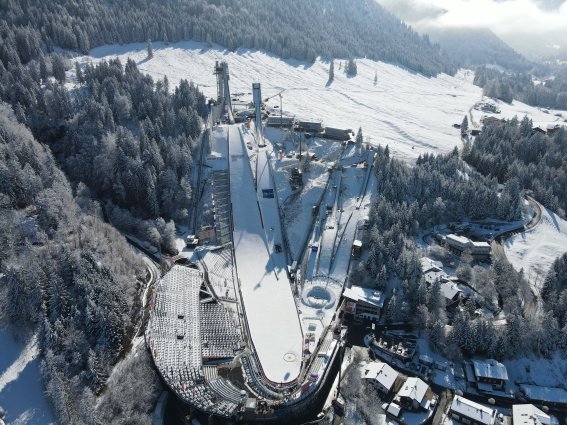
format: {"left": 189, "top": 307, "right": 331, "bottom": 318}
{"left": 449, "top": 396, "right": 558, "bottom": 425}
{"left": 363, "top": 362, "right": 437, "bottom": 420}
{"left": 264, "top": 114, "right": 354, "bottom": 141}
{"left": 364, "top": 360, "right": 559, "bottom": 425}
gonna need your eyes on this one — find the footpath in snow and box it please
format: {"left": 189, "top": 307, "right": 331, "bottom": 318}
{"left": 227, "top": 125, "right": 302, "bottom": 384}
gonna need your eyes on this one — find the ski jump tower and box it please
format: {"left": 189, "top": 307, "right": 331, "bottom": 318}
{"left": 252, "top": 83, "right": 264, "bottom": 143}
{"left": 213, "top": 61, "right": 234, "bottom": 124}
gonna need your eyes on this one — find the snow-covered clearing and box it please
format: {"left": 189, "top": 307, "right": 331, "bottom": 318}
{"left": 504, "top": 204, "right": 567, "bottom": 292}
{"left": 75, "top": 41, "right": 483, "bottom": 162}
{"left": 0, "top": 328, "right": 56, "bottom": 425}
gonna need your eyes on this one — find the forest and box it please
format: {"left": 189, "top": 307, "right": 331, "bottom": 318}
{"left": 474, "top": 65, "right": 567, "bottom": 108}
{"left": 0, "top": 103, "right": 161, "bottom": 424}
{"left": 463, "top": 117, "right": 567, "bottom": 218}
{"left": 0, "top": 0, "right": 454, "bottom": 77}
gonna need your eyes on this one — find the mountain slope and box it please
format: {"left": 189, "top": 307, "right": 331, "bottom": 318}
{"left": 430, "top": 28, "right": 531, "bottom": 71}
{"left": 0, "top": 0, "right": 454, "bottom": 76}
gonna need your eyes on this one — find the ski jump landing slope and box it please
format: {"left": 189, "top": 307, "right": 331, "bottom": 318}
{"left": 227, "top": 126, "right": 302, "bottom": 384}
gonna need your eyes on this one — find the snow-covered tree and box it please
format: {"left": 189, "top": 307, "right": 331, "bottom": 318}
{"left": 147, "top": 38, "right": 153, "bottom": 59}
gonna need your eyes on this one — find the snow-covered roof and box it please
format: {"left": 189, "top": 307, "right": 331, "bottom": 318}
{"left": 513, "top": 404, "right": 555, "bottom": 425}
{"left": 472, "top": 241, "right": 490, "bottom": 248}
{"left": 363, "top": 362, "right": 399, "bottom": 391}
{"left": 520, "top": 385, "right": 567, "bottom": 404}
{"left": 343, "top": 285, "right": 384, "bottom": 308}
{"left": 447, "top": 234, "right": 470, "bottom": 245}
{"left": 420, "top": 257, "right": 443, "bottom": 273}
{"left": 424, "top": 269, "right": 444, "bottom": 285}
{"left": 440, "top": 282, "right": 463, "bottom": 301}
{"left": 397, "top": 377, "right": 428, "bottom": 402}
{"left": 387, "top": 402, "right": 401, "bottom": 417}
{"left": 473, "top": 359, "right": 509, "bottom": 381}
{"left": 450, "top": 396, "right": 496, "bottom": 425}
{"left": 353, "top": 240, "right": 363, "bottom": 248}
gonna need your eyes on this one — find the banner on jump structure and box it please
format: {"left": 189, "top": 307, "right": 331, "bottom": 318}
{"left": 262, "top": 189, "right": 274, "bottom": 198}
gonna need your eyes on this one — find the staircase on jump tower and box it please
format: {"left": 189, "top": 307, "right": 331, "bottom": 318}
{"left": 213, "top": 61, "right": 234, "bottom": 124}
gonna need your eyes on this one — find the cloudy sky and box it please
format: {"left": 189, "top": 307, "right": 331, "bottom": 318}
{"left": 375, "top": 0, "right": 567, "bottom": 58}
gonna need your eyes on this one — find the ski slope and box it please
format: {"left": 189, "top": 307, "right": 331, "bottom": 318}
{"left": 504, "top": 205, "right": 567, "bottom": 292}
{"left": 227, "top": 126, "right": 302, "bottom": 384}
{"left": 77, "top": 41, "right": 484, "bottom": 162}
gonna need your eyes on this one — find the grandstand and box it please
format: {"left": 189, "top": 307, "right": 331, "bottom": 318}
{"left": 200, "top": 302, "right": 242, "bottom": 360}
{"left": 146, "top": 265, "right": 246, "bottom": 418}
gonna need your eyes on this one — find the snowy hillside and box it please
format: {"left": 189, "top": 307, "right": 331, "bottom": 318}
{"left": 75, "top": 41, "right": 567, "bottom": 162}
{"left": 505, "top": 205, "right": 567, "bottom": 292}
{"left": 75, "top": 41, "right": 482, "bottom": 161}
{"left": 0, "top": 328, "right": 56, "bottom": 425}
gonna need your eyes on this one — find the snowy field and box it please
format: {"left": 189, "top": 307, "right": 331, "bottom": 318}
{"left": 75, "top": 41, "right": 485, "bottom": 162}
{"left": 0, "top": 328, "right": 56, "bottom": 425}
{"left": 504, "top": 204, "right": 567, "bottom": 292}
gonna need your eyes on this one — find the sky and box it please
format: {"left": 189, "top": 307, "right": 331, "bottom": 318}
{"left": 375, "top": 0, "right": 567, "bottom": 58}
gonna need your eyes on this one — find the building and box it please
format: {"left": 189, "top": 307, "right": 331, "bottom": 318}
{"left": 420, "top": 257, "right": 445, "bottom": 284}
{"left": 296, "top": 120, "right": 323, "bottom": 133}
{"left": 513, "top": 404, "right": 558, "bottom": 425}
{"left": 420, "top": 257, "right": 443, "bottom": 273}
{"left": 352, "top": 240, "right": 363, "bottom": 257}
{"left": 363, "top": 362, "right": 399, "bottom": 395}
{"left": 439, "top": 281, "right": 464, "bottom": 304}
{"left": 266, "top": 115, "right": 295, "bottom": 127}
{"left": 446, "top": 234, "right": 491, "bottom": 258}
{"left": 199, "top": 225, "right": 216, "bottom": 243}
{"left": 450, "top": 395, "right": 497, "bottom": 425}
{"left": 472, "top": 359, "right": 508, "bottom": 391}
{"left": 342, "top": 285, "right": 385, "bottom": 321}
{"left": 519, "top": 385, "right": 567, "bottom": 408}
{"left": 323, "top": 127, "right": 353, "bottom": 141}
{"left": 396, "top": 377, "right": 431, "bottom": 411}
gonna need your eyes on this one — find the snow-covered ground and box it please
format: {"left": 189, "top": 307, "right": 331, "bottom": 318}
{"left": 504, "top": 204, "right": 567, "bottom": 292}
{"left": 0, "top": 328, "right": 56, "bottom": 425}
{"left": 75, "top": 41, "right": 483, "bottom": 162}
{"left": 470, "top": 98, "right": 567, "bottom": 130}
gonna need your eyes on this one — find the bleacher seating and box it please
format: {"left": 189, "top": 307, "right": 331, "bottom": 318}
{"left": 200, "top": 302, "right": 242, "bottom": 359}
{"left": 146, "top": 265, "right": 244, "bottom": 418}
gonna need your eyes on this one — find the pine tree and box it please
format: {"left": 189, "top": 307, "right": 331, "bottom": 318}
{"left": 40, "top": 57, "right": 49, "bottom": 83}
{"left": 374, "top": 71, "right": 378, "bottom": 85}
{"left": 346, "top": 58, "right": 357, "bottom": 76}
{"left": 356, "top": 127, "right": 363, "bottom": 150}
{"left": 75, "top": 62, "right": 84, "bottom": 84}
{"left": 52, "top": 54, "right": 66, "bottom": 83}
{"left": 461, "top": 115, "right": 468, "bottom": 137}
{"left": 147, "top": 39, "right": 153, "bottom": 59}
{"left": 328, "top": 59, "right": 334, "bottom": 82}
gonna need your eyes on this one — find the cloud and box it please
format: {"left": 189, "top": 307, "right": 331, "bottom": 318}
{"left": 375, "top": 0, "right": 567, "bottom": 57}
{"left": 377, "top": 0, "right": 447, "bottom": 22}
{"left": 533, "top": 0, "right": 566, "bottom": 11}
